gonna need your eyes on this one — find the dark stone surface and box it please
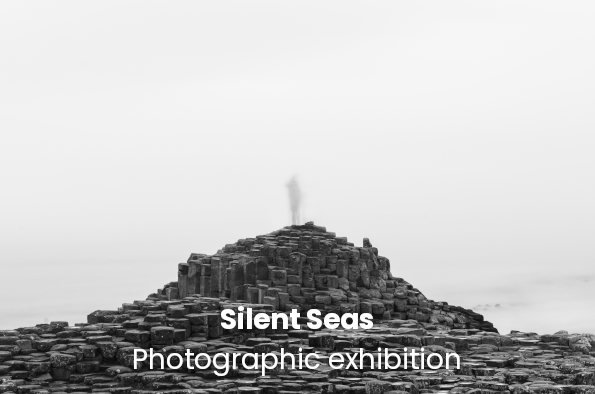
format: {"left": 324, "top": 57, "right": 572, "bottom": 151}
{"left": 1, "top": 223, "right": 594, "bottom": 394}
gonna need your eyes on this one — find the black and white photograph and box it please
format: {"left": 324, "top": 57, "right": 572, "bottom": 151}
{"left": 1, "top": 1, "right": 594, "bottom": 393}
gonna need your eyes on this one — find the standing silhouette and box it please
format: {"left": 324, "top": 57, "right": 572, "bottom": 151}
{"left": 286, "top": 176, "right": 301, "bottom": 225}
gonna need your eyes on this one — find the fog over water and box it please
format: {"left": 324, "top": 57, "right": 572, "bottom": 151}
{"left": 1, "top": 1, "right": 594, "bottom": 333}
{"left": 1, "top": 244, "right": 593, "bottom": 334}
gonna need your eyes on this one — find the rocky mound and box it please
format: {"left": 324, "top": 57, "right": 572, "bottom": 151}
{"left": 1, "top": 223, "right": 594, "bottom": 394}
{"left": 167, "top": 222, "right": 496, "bottom": 335}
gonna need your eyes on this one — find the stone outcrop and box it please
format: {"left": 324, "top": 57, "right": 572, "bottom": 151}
{"left": 168, "top": 222, "right": 496, "bottom": 333}
{"left": 1, "top": 223, "right": 594, "bottom": 394}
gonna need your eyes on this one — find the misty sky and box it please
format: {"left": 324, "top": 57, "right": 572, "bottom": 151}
{"left": 1, "top": 1, "right": 594, "bottom": 334}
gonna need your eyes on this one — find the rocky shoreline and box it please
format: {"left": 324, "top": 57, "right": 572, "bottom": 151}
{"left": 1, "top": 223, "right": 594, "bottom": 394}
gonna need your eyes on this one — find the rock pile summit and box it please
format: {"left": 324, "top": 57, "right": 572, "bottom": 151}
{"left": 1, "top": 222, "right": 595, "bottom": 394}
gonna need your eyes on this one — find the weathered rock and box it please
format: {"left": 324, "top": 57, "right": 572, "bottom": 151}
{"left": 1, "top": 222, "right": 592, "bottom": 394}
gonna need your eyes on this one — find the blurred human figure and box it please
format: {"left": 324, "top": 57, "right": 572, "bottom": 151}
{"left": 286, "top": 176, "right": 302, "bottom": 225}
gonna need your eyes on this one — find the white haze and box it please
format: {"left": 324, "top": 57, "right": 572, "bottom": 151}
{"left": 1, "top": 1, "right": 594, "bottom": 334}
